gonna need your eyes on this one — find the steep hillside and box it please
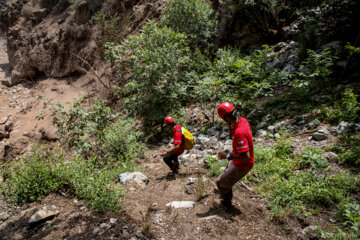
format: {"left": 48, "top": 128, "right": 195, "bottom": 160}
{"left": 1, "top": 1, "right": 360, "bottom": 240}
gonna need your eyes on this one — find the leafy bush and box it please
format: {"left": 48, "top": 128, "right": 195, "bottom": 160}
{"left": 246, "top": 136, "right": 360, "bottom": 226}
{"left": 204, "top": 155, "right": 227, "bottom": 176}
{"left": 38, "top": 98, "right": 113, "bottom": 158}
{"left": 320, "top": 88, "right": 360, "bottom": 124}
{"left": 196, "top": 46, "right": 290, "bottom": 107}
{"left": 103, "top": 117, "right": 147, "bottom": 161}
{"left": 105, "top": 20, "right": 209, "bottom": 128}
{"left": 60, "top": 156, "right": 126, "bottom": 212}
{"left": 160, "top": 0, "right": 218, "bottom": 48}
{"left": 0, "top": 145, "right": 132, "bottom": 212}
{"left": 0, "top": 145, "right": 66, "bottom": 204}
{"left": 337, "top": 202, "right": 360, "bottom": 239}
{"left": 298, "top": 147, "right": 328, "bottom": 169}
{"left": 334, "top": 132, "right": 360, "bottom": 167}
{"left": 293, "top": 48, "right": 334, "bottom": 88}
{"left": 38, "top": 97, "right": 146, "bottom": 164}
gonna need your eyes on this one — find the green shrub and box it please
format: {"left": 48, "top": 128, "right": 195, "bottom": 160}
{"left": 298, "top": 147, "right": 328, "bottom": 169}
{"left": 0, "top": 145, "right": 66, "bottom": 204}
{"left": 0, "top": 145, "right": 132, "bottom": 212}
{"left": 273, "top": 132, "right": 293, "bottom": 159}
{"left": 320, "top": 89, "right": 360, "bottom": 124}
{"left": 204, "top": 155, "right": 227, "bottom": 176}
{"left": 38, "top": 97, "right": 146, "bottom": 165}
{"left": 160, "top": 0, "right": 218, "bottom": 48}
{"left": 103, "top": 117, "right": 147, "bottom": 161}
{"left": 197, "top": 46, "right": 290, "bottom": 107}
{"left": 336, "top": 132, "right": 360, "bottom": 167}
{"left": 248, "top": 139, "right": 360, "bottom": 221}
{"left": 61, "top": 157, "right": 126, "bottom": 212}
{"left": 337, "top": 202, "right": 360, "bottom": 239}
{"left": 39, "top": 98, "right": 113, "bottom": 158}
{"left": 293, "top": 48, "right": 334, "bottom": 88}
{"left": 105, "top": 20, "right": 209, "bottom": 128}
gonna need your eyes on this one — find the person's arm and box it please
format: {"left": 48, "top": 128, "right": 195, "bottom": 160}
{"left": 161, "top": 144, "right": 181, "bottom": 156}
{"left": 218, "top": 151, "right": 250, "bottom": 161}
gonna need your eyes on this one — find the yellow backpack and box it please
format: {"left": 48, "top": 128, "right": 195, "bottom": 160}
{"left": 181, "top": 127, "right": 195, "bottom": 150}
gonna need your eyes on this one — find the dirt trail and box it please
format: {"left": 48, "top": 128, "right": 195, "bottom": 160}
{"left": 123, "top": 146, "right": 292, "bottom": 240}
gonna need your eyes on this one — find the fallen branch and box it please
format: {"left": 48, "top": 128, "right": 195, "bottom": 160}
{"left": 72, "top": 53, "right": 110, "bottom": 90}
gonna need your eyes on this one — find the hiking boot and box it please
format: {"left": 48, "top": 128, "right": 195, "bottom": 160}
{"left": 172, "top": 167, "right": 179, "bottom": 175}
{"left": 220, "top": 199, "right": 232, "bottom": 208}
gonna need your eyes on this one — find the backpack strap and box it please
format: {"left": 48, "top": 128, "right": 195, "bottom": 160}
{"left": 174, "top": 124, "right": 182, "bottom": 133}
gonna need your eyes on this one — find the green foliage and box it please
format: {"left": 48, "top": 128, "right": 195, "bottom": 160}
{"left": 0, "top": 145, "right": 66, "bottom": 204}
{"left": 320, "top": 89, "right": 360, "bottom": 124}
{"left": 38, "top": 97, "right": 146, "bottom": 165}
{"left": 298, "top": 147, "right": 328, "bottom": 169}
{"left": 204, "top": 155, "right": 227, "bottom": 176}
{"left": 197, "top": 46, "right": 290, "bottom": 107}
{"left": 293, "top": 48, "right": 334, "bottom": 88}
{"left": 160, "top": 0, "right": 218, "bottom": 48}
{"left": 105, "top": 20, "right": 209, "bottom": 128}
{"left": 246, "top": 135, "right": 360, "bottom": 230}
{"left": 337, "top": 202, "right": 360, "bottom": 239}
{"left": 334, "top": 132, "right": 360, "bottom": 167}
{"left": 39, "top": 98, "right": 112, "bottom": 158}
{"left": 345, "top": 44, "right": 360, "bottom": 56}
{"left": 0, "top": 145, "right": 133, "bottom": 212}
{"left": 60, "top": 156, "right": 126, "bottom": 212}
{"left": 103, "top": 117, "right": 147, "bottom": 161}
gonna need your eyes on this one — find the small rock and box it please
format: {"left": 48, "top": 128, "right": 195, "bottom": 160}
{"left": 29, "top": 205, "right": 59, "bottom": 224}
{"left": 255, "top": 130, "right": 267, "bottom": 138}
{"left": 312, "top": 129, "right": 329, "bottom": 141}
{"left": 166, "top": 201, "right": 195, "bottom": 209}
{"left": 186, "top": 177, "right": 198, "bottom": 185}
{"left": 323, "top": 152, "right": 338, "bottom": 160}
{"left": 185, "top": 185, "right": 195, "bottom": 194}
{"left": 110, "top": 218, "right": 117, "bottom": 224}
{"left": 267, "top": 125, "right": 275, "bottom": 133}
{"left": 0, "top": 212, "right": 10, "bottom": 221}
{"left": 119, "top": 172, "right": 149, "bottom": 185}
{"left": 0, "top": 116, "right": 8, "bottom": 125}
{"left": 200, "top": 215, "right": 219, "bottom": 221}
{"left": 100, "top": 222, "right": 111, "bottom": 229}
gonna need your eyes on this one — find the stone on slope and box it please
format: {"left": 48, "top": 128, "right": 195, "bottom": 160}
{"left": 166, "top": 201, "right": 195, "bottom": 209}
{"left": 119, "top": 172, "right": 149, "bottom": 186}
{"left": 29, "top": 205, "right": 59, "bottom": 224}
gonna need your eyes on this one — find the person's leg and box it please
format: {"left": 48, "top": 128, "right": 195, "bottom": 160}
{"left": 216, "top": 160, "right": 250, "bottom": 206}
{"left": 172, "top": 154, "right": 180, "bottom": 174}
{"left": 163, "top": 152, "right": 180, "bottom": 173}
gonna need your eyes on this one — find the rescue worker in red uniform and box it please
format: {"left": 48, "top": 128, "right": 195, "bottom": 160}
{"left": 216, "top": 102, "right": 255, "bottom": 207}
{"left": 161, "top": 116, "right": 185, "bottom": 174}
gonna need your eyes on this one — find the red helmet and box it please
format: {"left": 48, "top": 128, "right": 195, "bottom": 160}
{"left": 217, "top": 102, "right": 235, "bottom": 118}
{"left": 164, "top": 116, "right": 174, "bottom": 125}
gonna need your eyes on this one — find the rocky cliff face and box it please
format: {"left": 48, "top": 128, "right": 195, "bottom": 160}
{"left": 0, "top": 0, "right": 166, "bottom": 161}
{"left": 1, "top": 0, "right": 166, "bottom": 86}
